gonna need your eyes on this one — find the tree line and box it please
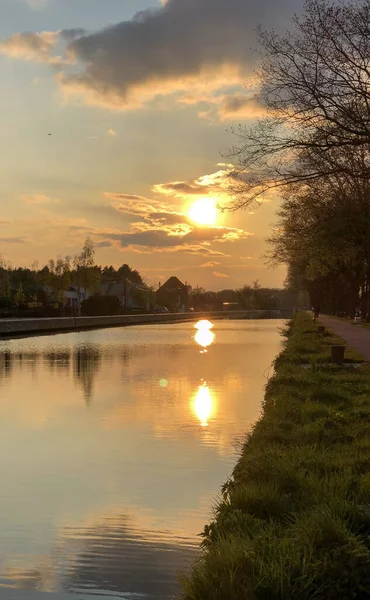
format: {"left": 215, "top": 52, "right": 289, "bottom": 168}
{"left": 0, "top": 237, "right": 295, "bottom": 317}
{"left": 0, "top": 238, "right": 146, "bottom": 316}
{"left": 188, "top": 281, "right": 296, "bottom": 312}
{"left": 230, "top": 0, "right": 370, "bottom": 318}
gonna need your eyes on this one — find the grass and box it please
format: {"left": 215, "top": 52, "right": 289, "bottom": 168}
{"left": 181, "top": 313, "right": 370, "bottom": 600}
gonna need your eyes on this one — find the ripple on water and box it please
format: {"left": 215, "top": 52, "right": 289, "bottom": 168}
{"left": 0, "top": 320, "right": 283, "bottom": 597}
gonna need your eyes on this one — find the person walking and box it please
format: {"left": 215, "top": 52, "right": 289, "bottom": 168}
{"left": 313, "top": 304, "right": 320, "bottom": 322}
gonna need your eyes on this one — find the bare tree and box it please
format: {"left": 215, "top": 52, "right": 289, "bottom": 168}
{"left": 229, "top": 0, "right": 370, "bottom": 209}
{"left": 74, "top": 238, "right": 96, "bottom": 316}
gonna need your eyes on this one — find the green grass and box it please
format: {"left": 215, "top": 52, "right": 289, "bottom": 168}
{"left": 181, "top": 313, "right": 370, "bottom": 600}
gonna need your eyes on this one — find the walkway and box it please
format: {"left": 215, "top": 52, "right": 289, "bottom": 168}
{"left": 319, "top": 315, "right": 370, "bottom": 361}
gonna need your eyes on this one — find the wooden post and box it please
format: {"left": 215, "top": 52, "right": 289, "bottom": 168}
{"left": 331, "top": 345, "right": 345, "bottom": 364}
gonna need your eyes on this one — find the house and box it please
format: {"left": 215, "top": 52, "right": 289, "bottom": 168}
{"left": 100, "top": 281, "right": 148, "bottom": 311}
{"left": 64, "top": 285, "right": 90, "bottom": 310}
{"left": 156, "top": 277, "right": 189, "bottom": 312}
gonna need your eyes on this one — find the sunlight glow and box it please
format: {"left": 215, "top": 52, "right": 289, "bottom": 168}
{"left": 193, "top": 384, "right": 214, "bottom": 427}
{"left": 194, "top": 320, "right": 214, "bottom": 330}
{"left": 194, "top": 320, "right": 215, "bottom": 351}
{"left": 189, "top": 198, "right": 218, "bottom": 226}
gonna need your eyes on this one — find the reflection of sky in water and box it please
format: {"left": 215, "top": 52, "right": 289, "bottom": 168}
{"left": 0, "top": 320, "right": 283, "bottom": 598}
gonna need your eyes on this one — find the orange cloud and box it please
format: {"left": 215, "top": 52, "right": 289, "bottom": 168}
{"left": 0, "top": 31, "right": 62, "bottom": 65}
{"left": 213, "top": 271, "right": 228, "bottom": 278}
{"left": 201, "top": 261, "right": 221, "bottom": 268}
{"left": 102, "top": 167, "right": 252, "bottom": 255}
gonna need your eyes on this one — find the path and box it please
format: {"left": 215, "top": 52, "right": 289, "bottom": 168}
{"left": 319, "top": 315, "right": 370, "bottom": 361}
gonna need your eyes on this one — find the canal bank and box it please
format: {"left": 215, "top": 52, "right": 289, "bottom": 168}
{"left": 0, "top": 310, "right": 291, "bottom": 338}
{"left": 182, "top": 313, "right": 370, "bottom": 599}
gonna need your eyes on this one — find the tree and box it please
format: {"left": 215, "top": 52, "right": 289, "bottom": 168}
{"left": 116, "top": 264, "right": 144, "bottom": 286}
{"left": 14, "top": 282, "right": 26, "bottom": 308}
{"left": 46, "top": 257, "right": 71, "bottom": 303}
{"left": 268, "top": 164, "right": 370, "bottom": 316}
{"left": 229, "top": 0, "right": 370, "bottom": 208}
{"left": 74, "top": 238, "right": 97, "bottom": 316}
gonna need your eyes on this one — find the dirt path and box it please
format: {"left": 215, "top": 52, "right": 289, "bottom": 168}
{"left": 319, "top": 315, "right": 370, "bottom": 361}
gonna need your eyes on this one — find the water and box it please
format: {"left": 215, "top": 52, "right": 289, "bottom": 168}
{"left": 0, "top": 319, "right": 283, "bottom": 600}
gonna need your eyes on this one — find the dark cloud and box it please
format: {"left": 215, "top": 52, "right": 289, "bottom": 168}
{"left": 100, "top": 225, "right": 249, "bottom": 249}
{"left": 155, "top": 182, "right": 212, "bottom": 196}
{"left": 95, "top": 240, "right": 112, "bottom": 248}
{"left": 147, "top": 211, "right": 191, "bottom": 226}
{"left": 60, "top": 28, "right": 86, "bottom": 41}
{"left": 1, "top": 0, "right": 304, "bottom": 112}
{"left": 57, "top": 0, "right": 303, "bottom": 107}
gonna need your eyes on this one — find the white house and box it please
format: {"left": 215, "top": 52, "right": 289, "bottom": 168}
{"left": 64, "top": 285, "right": 91, "bottom": 310}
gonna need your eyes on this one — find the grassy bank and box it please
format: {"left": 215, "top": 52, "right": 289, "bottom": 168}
{"left": 181, "top": 313, "right": 370, "bottom": 600}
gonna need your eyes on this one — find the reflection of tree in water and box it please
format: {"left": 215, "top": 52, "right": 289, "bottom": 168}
{"left": 73, "top": 345, "right": 101, "bottom": 404}
{"left": 44, "top": 350, "right": 71, "bottom": 373}
{"left": 3, "top": 511, "right": 196, "bottom": 597}
{"left": 61, "top": 512, "right": 196, "bottom": 598}
{"left": 0, "top": 350, "right": 12, "bottom": 381}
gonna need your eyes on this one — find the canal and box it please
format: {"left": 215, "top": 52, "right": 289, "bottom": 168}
{"left": 0, "top": 319, "right": 283, "bottom": 599}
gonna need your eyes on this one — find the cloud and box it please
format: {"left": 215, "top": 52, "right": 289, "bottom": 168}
{"left": 98, "top": 225, "right": 249, "bottom": 250}
{"left": 153, "top": 181, "right": 213, "bottom": 197}
{"left": 0, "top": 29, "right": 83, "bottom": 66}
{"left": 0, "top": 237, "right": 27, "bottom": 244}
{"left": 58, "top": 0, "right": 254, "bottom": 107}
{"left": 153, "top": 166, "right": 235, "bottom": 202}
{"left": 0, "top": 164, "right": 252, "bottom": 263}
{"left": 201, "top": 261, "right": 221, "bottom": 268}
{"left": 219, "top": 93, "right": 266, "bottom": 120}
{"left": 101, "top": 163, "right": 253, "bottom": 254}
{"left": 21, "top": 194, "right": 60, "bottom": 205}
{"left": 197, "top": 92, "right": 268, "bottom": 122}
{"left": 1, "top": 0, "right": 302, "bottom": 111}
{"left": 213, "top": 271, "right": 228, "bottom": 278}
{"left": 107, "top": 128, "right": 117, "bottom": 136}
{"left": 0, "top": 31, "right": 60, "bottom": 64}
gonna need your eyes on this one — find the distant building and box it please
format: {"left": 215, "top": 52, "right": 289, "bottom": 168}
{"left": 64, "top": 285, "right": 90, "bottom": 310}
{"left": 156, "top": 277, "right": 189, "bottom": 312}
{"left": 100, "top": 281, "right": 147, "bottom": 310}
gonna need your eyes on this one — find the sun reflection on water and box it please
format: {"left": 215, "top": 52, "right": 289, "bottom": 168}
{"left": 193, "top": 320, "right": 215, "bottom": 352}
{"left": 193, "top": 384, "right": 214, "bottom": 427}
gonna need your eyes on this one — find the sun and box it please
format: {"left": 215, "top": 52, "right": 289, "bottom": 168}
{"left": 189, "top": 198, "right": 218, "bottom": 226}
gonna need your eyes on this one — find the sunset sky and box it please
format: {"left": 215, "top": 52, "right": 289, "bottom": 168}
{"left": 0, "top": 0, "right": 303, "bottom": 289}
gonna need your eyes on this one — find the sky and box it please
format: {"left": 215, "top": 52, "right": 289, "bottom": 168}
{"left": 0, "top": 0, "right": 304, "bottom": 290}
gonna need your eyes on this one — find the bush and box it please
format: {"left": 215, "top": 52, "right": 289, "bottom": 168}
{"left": 81, "top": 294, "right": 121, "bottom": 316}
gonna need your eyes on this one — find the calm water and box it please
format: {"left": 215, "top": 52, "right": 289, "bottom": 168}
{"left": 0, "top": 319, "right": 283, "bottom": 600}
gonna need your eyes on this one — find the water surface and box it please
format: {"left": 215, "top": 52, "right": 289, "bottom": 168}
{"left": 0, "top": 319, "right": 283, "bottom": 599}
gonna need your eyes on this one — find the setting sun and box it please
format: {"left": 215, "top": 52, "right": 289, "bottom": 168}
{"left": 189, "top": 198, "right": 218, "bottom": 226}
